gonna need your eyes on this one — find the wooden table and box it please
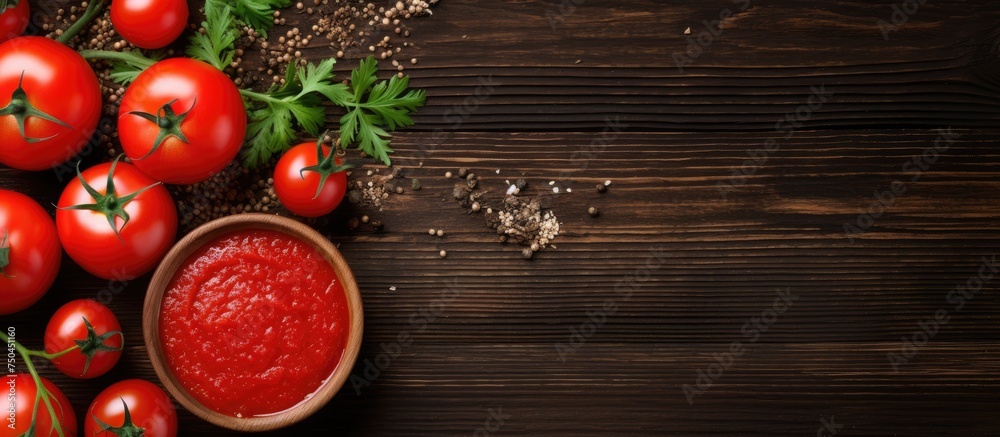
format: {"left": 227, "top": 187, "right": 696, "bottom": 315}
{"left": 4, "top": 0, "right": 1000, "bottom": 435}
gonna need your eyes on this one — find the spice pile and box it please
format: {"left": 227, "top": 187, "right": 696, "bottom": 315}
{"left": 446, "top": 168, "right": 562, "bottom": 260}
{"left": 43, "top": 0, "right": 437, "bottom": 231}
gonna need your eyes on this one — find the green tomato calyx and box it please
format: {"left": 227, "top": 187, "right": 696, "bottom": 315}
{"left": 73, "top": 316, "right": 124, "bottom": 377}
{"left": 0, "top": 72, "right": 72, "bottom": 143}
{"left": 300, "top": 131, "right": 352, "bottom": 200}
{"left": 126, "top": 99, "right": 194, "bottom": 160}
{"left": 92, "top": 398, "right": 145, "bottom": 437}
{"left": 59, "top": 155, "right": 162, "bottom": 244}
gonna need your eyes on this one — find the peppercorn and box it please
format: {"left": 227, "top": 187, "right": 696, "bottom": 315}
{"left": 372, "top": 220, "right": 384, "bottom": 232}
{"left": 596, "top": 184, "right": 607, "bottom": 193}
{"left": 588, "top": 206, "right": 599, "bottom": 217}
{"left": 458, "top": 167, "right": 468, "bottom": 178}
{"left": 522, "top": 248, "right": 534, "bottom": 259}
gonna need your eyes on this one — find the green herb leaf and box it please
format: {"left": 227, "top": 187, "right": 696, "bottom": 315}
{"left": 187, "top": 0, "right": 239, "bottom": 71}
{"left": 337, "top": 56, "right": 426, "bottom": 166}
{"left": 240, "top": 56, "right": 425, "bottom": 168}
{"left": 228, "top": 0, "right": 291, "bottom": 38}
{"left": 79, "top": 49, "right": 161, "bottom": 85}
{"left": 240, "top": 59, "right": 348, "bottom": 167}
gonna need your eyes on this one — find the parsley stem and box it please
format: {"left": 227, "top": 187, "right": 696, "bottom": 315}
{"left": 79, "top": 50, "right": 157, "bottom": 69}
{"left": 239, "top": 88, "right": 286, "bottom": 105}
{"left": 56, "top": 0, "right": 106, "bottom": 45}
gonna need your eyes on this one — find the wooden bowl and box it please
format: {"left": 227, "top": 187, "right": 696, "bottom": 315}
{"left": 143, "top": 214, "right": 363, "bottom": 432}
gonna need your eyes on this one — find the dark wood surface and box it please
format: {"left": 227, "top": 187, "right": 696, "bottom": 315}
{"left": 4, "top": 0, "right": 1000, "bottom": 435}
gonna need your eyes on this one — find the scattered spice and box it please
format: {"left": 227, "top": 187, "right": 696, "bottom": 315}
{"left": 588, "top": 206, "right": 599, "bottom": 217}
{"left": 596, "top": 184, "right": 607, "bottom": 193}
{"left": 439, "top": 250, "right": 447, "bottom": 258}
{"left": 410, "top": 178, "right": 422, "bottom": 191}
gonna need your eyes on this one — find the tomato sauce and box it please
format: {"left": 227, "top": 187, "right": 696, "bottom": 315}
{"left": 160, "top": 229, "right": 349, "bottom": 417}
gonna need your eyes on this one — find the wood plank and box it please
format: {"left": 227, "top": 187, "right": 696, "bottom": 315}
{"left": 326, "top": 0, "right": 1000, "bottom": 131}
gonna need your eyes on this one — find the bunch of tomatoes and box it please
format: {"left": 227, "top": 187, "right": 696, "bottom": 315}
{"left": 1, "top": 0, "right": 352, "bottom": 435}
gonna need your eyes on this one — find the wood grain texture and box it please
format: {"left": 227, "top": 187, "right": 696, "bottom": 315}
{"left": 3, "top": 0, "right": 1000, "bottom": 436}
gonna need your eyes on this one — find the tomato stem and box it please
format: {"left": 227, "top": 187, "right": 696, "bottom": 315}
{"left": 0, "top": 332, "right": 67, "bottom": 437}
{"left": 56, "top": 0, "right": 106, "bottom": 45}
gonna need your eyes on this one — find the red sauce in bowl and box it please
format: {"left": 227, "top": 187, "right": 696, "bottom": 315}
{"left": 159, "top": 229, "right": 349, "bottom": 417}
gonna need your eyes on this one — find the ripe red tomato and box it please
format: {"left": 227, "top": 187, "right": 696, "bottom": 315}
{"left": 56, "top": 157, "right": 177, "bottom": 280}
{"left": 110, "top": 0, "right": 188, "bottom": 49}
{"left": 0, "top": 0, "right": 29, "bottom": 43}
{"left": 44, "top": 299, "right": 123, "bottom": 379}
{"left": 0, "top": 374, "right": 77, "bottom": 437}
{"left": 119, "top": 58, "right": 246, "bottom": 185}
{"left": 0, "top": 36, "right": 102, "bottom": 170}
{"left": 85, "top": 380, "right": 177, "bottom": 437}
{"left": 274, "top": 138, "right": 350, "bottom": 217}
{"left": 0, "top": 189, "right": 61, "bottom": 315}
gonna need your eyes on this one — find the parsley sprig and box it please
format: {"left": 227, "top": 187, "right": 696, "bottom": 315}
{"left": 239, "top": 59, "right": 347, "bottom": 167}
{"left": 239, "top": 56, "right": 426, "bottom": 167}
{"left": 186, "top": 0, "right": 239, "bottom": 71}
{"left": 339, "top": 57, "right": 426, "bottom": 165}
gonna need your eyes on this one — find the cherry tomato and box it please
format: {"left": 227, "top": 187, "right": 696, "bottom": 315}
{"left": 0, "top": 189, "right": 61, "bottom": 315}
{"left": 44, "top": 299, "right": 123, "bottom": 379}
{"left": 110, "top": 0, "right": 188, "bottom": 49}
{"left": 85, "top": 380, "right": 177, "bottom": 437}
{"left": 0, "top": 36, "right": 102, "bottom": 171}
{"left": 0, "top": 0, "right": 29, "bottom": 43}
{"left": 274, "top": 138, "right": 350, "bottom": 217}
{"left": 56, "top": 156, "right": 177, "bottom": 280}
{"left": 119, "top": 58, "right": 246, "bottom": 185}
{"left": 0, "top": 374, "right": 77, "bottom": 437}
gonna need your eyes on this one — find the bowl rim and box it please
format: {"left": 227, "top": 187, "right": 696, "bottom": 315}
{"left": 142, "top": 213, "right": 364, "bottom": 432}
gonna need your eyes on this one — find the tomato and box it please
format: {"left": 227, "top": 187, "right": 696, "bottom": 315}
{"left": 0, "top": 189, "right": 61, "bottom": 315}
{"left": 1, "top": 374, "right": 77, "bottom": 437}
{"left": 85, "top": 380, "right": 177, "bottom": 437}
{"left": 274, "top": 138, "right": 350, "bottom": 217}
{"left": 119, "top": 58, "right": 246, "bottom": 185}
{"left": 110, "top": 0, "right": 188, "bottom": 49}
{"left": 0, "top": 0, "right": 29, "bottom": 43}
{"left": 56, "top": 156, "right": 177, "bottom": 280}
{"left": 0, "top": 36, "right": 102, "bottom": 171}
{"left": 44, "top": 299, "right": 123, "bottom": 379}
